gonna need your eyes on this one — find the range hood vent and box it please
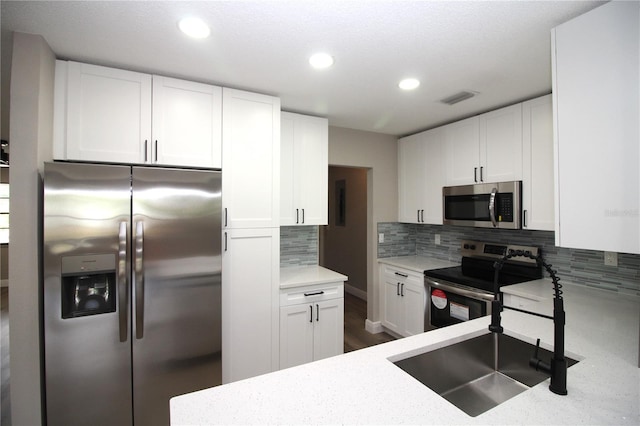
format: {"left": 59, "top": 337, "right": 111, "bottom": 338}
{"left": 440, "top": 91, "right": 477, "bottom": 105}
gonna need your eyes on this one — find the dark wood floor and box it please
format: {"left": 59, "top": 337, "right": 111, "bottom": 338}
{"left": 344, "top": 292, "right": 395, "bottom": 353}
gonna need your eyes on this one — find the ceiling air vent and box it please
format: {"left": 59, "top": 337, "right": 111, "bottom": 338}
{"left": 440, "top": 91, "right": 477, "bottom": 105}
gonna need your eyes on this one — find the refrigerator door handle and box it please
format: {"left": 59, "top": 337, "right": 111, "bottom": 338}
{"left": 118, "top": 222, "right": 128, "bottom": 342}
{"left": 135, "top": 221, "right": 145, "bottom": 339}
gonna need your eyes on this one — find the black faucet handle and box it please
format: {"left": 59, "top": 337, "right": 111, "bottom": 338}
{"left": 529, "top": 338, "right": 552, "bottom": 374}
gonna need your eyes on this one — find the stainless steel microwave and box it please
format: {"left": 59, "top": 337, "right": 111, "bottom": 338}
{"left": 442, "top": 181, "right": 522, "bottom": 229}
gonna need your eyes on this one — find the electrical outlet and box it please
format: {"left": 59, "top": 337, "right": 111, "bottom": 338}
{"left": 604, "top": 251, "right": 618, "bottom": 267}
{"left": 378, "top": 233, "right": 384, "bottom": 243}
{"left": 435, "top": 234, "right": 441, "bottom": 245}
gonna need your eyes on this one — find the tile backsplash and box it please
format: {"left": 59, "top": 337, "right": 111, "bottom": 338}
{"left": 378, "top": 222, "right": 640, "bottom": 296}
{"left": 281, "top": 226, "right": 319, "bottom": 267}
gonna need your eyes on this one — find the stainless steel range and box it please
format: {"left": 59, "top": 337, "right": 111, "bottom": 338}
{"left": 424, "top": 240, "right": 542, "bottom": 329}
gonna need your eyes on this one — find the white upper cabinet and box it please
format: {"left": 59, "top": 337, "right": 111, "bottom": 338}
{"left": 444, "top": 116, "right": 480, "bottom": 185}
{"left": 55, "top": 61, "right": 152, "bottom": 164}
{"left": 151, "top": 76, "right": 222, "bottom": 168}
{"left": 552, "top": 1, "right": 639, "bottom": 254}
{"left": 522, "top": 95, "right": 554, "bottom": 231}
{"left": 479, "top": 103, "right": 523, "bottom": 183}
{"left": 444, "top": 104, "right": 522, "bottom": 185}
{"left": 398, "top": 128, "right": 444, "bottom": 224}
{"left": 280, "top": 112, "right": 328, "bottom": 226}
{"left": 54, "top": 61, "right": 222, "bottom": 168}
{"left": 222, "top": 88, "right": 280, "bottom": 229}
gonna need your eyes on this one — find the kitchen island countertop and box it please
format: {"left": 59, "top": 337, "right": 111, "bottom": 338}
{"left": 171, "top": 279, "right": 640, "bottom": 425}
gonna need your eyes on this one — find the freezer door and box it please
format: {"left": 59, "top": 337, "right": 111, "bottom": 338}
{"left": 43, "top": 162, "right": 133, "bottom": 426}
{"left": 131, "top": 167, "right": 222, "bottom": 425}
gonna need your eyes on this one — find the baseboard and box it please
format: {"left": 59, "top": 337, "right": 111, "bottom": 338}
{"left": 365, "top": 319, "right": 383, "bottom": 334}
{"left": 0, "top": 279, "right": 7, "bottom": 288}
{"left": 344, "top": 284, "right": 367, "bottom": 301}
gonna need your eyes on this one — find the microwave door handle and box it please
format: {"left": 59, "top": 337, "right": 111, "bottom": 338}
{"left": 489, "top": 188, "right": 498, "bottom": 228}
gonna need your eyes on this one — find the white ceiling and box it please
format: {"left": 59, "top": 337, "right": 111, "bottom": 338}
{"left": 1, "top": 0, "right": 604, "bottom": 137}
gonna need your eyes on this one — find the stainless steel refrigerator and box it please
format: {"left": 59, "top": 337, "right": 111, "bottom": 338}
{"left": 43, "top": 161, "right": 222, "bottom": 426}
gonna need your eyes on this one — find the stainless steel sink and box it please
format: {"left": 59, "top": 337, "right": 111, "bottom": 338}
{"left": 393, "top": 333, "right": 578, "bottom": 417}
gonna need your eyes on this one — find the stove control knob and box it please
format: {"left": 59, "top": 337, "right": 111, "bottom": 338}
{"left": 469, "top": 244, "right": 476, "bottom": 250}
{"left": 463, "top": 244, "right": 470, "bottom": 249}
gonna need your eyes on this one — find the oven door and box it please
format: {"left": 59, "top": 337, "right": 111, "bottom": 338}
{"left": 425, "top": 279, "right": 493, "bottom": 329}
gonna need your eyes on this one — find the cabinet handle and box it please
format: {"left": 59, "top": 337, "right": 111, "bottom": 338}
{"left": 400, "top": 283, "right": 405, "bottom": 297}
{"left": 154, "top": 140, "right": 158, "bottom": 163}
{"left": 397, "top": 282, "right": 400, "bottom": 296}
{"left": 474, "top": 167, "right": 478, "bottom": 183}
{"left": 480, "top": 166, "right": 484, "bottom": 182}
{"left": 296, "top": 209, "right": 299, "bottom": 224}
{"left": 316, "top": 304, "right": 319, "bottom": 322}
{"left": 417, "top": 210, "right": 420, "bottom": 222}
{"left": 224, "top": 231, "right": 227, "bottom": 252}
{"left": 421, "top": 209, "right": 425, "bottom": 223}
{"left": 394, "top": 272, "right": 408, "bottom": 278}
{"left": 523, "top": 210, "right": 527, "bottom": 228}
{"left": 304, "top": 290, "right": 325, "bottom": 297}
{"left": 309, "top": 305, "right": 313, "bottom": 323}
{"left": 224, "top": 208, "right": 228, "bottom": 227}
{"left": 302, "top": 208, "right": 305, "bottom": 224}
{"left": 144, "top": 140, "right": 148, "bottom": 163}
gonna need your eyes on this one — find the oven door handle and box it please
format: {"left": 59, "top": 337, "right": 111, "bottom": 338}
{"left": 488, "top": 187, "right": 498, "bottom": 228}
{"left": 427, "top": 279, "right": 495, "bottom": 302}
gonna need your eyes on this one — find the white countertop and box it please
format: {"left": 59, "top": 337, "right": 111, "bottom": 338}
{"left": 279, "top": 265, "right": 348, "bottom": 289}
{"left": 377, "top": 255, "right": 458, "bottom": 273}
{"left": 171, "top": 279, "right": 640, "bottom": 425}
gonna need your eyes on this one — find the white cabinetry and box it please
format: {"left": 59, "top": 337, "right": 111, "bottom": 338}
{"left": 222, "top": 228, "right": 280, "bottom": 383}
{"left": 222, "top": 88, "right": 280, "bottom": 229}
{"left": 280, "top": 112, "right": 328, "bottom": 226}
{"left": 279, "top": 282, "right": 344, "bottom": 369}
{"left": 552, "top": 1, "right": 639, "bottom": 254}
{"left": 380, "top": 264, "right": 424, "bottom": 337}
{"left": 221, "top": 88, "right": 281, "bottom": 382}
{"left": 398, "top": 128, "right": 444, "bottom": 224}
{"left": 444, "top": 104, "right": 522, "bottom": 185}
{"left": 53, "top": 61, "right": 222, "bottom": 168}
{"left": 522, "top": 95, "right": 554, "bottom": 231}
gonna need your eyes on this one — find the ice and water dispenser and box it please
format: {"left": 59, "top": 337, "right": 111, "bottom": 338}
{"left": 61, "top": 254, "right": 117, "bottom": 318}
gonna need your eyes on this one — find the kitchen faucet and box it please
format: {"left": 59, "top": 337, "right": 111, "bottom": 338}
{"left": 489, "top": 249, "right": 568, "bottom": 395}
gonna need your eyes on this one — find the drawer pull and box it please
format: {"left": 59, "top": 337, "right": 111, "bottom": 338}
{"left": 309, "top": 305, "right": 313, "bottom": 323}
{"left": 394, "top": 272, "right": 408, "bottom": 278}
{"left": 304, "top": 290, "right": 325, "bottom": 297}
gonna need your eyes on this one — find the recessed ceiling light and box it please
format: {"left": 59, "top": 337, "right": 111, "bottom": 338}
{"left": 309, "top": 53, "right": 334, "bottom": 69}
{"left": 178, "top": 17, "right": 210, "bottom": 39}
{"left": 399, "top": 78, "right": 420, "bottom": 91}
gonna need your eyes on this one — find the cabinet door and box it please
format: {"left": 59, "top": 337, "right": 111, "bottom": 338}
{"left": 222, "top": 228, "right": 279, "bottom": 383}
{"left": 296, "top": 115, "right": 328, "bottom": 225}
{"left": 280, "top": 113, "right": 297, "bottom": 226}
{"left": 398, "top": 133, "right": 425, "bottom": 223}
{"left": 479, "top": 103, "right": 523, "bottom": 183}
{"left": 64, "top": 61, "right": 152, "bottom": 163}
{"left": 313, "top": 298, "right": 344, "bottom": 361}
{"left": 522, "top": 95, "right": 554, "bottom": 231}
{"left": 279, "top": 304, "right": 314, "bottom": 369}
{"left": 444, "top": 116, "right": 480, "bottom": 185}
{"left": 152, "top": 76, "right": 222, "bottom": 168}
{"left": 381, "top": 275, "right": 402, "bottom": 335}
{"left": 552, "top": 1, "right": 639, "bottom": 254}
{"left": 401, "top": 280, "right": 425, "bottom": 336}
{"left": 222, "top": 89, "right": 281, "bottom": 228}
{"left": 421, "top": 129, "right": 445, "bottom": 224}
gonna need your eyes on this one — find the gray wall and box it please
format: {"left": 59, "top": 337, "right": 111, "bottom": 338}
{"left": 378, "top": 222, "right": 640, "bottom": 296}
{"left": 9, "top": 32, "right": 55, "bottom": 425}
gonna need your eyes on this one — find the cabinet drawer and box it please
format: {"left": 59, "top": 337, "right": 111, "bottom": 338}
{"left": 280, "top": 282, "right": 344, "bottom": 307}
{"left": 502, "top": 293, "right": 538, "bottom": 309}
{"left": 381, "top": 265, "right": 423, "bottom": 286}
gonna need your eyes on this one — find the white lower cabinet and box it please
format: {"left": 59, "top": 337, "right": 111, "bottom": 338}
{"left": 222, "top": 227, "right": 280, "bottom": 383}
{"left": 380, "top": 265, "right": 424, "bottom": 337}
{"left": 279, "top": 282, "right": 344, "bottom": 369}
